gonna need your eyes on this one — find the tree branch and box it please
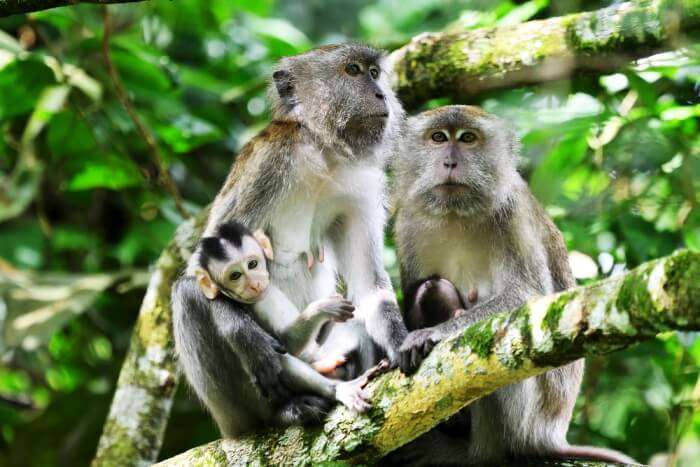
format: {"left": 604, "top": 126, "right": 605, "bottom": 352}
{"left": 154, "top": 249, "right": 700, "bottom": 465}
{"left": 389, "top": 0, "right": 700, "bottom": 108}
{"left": 0, "top": 0, "right": 145, "bottom": 17}
{"left": 91, "top": 212, "right": 207, "bottom": 467}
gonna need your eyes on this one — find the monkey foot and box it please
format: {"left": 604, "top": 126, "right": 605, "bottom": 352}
{"left": 312, "top": 355, "right": 347, "bottom": 375}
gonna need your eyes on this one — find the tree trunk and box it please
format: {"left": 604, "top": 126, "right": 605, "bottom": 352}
{"left": 92, "top": 213, "right": 207, "bottom": 467}
{"left": 389, "top": 0, "right": 700, "bottom": 108}
{"left": 154, "top": 250, "right": 700, "bottom": 466}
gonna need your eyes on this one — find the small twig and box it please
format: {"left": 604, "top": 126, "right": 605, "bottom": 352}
{"left": 101, "top": 6, "right": 189, "bottom": 219}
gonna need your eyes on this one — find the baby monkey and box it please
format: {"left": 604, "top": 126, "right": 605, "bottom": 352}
{"left": 195, "top": 221, "right": 379, "bottom": 412}
{"left": 403, "top": 275, "right": 477, "bottom": 331}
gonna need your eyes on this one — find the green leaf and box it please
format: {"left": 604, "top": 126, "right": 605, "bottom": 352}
{"left": 245, "top": 15, "right": 312, "bottom": 57}
{"left": 0, "top": 59, "right": 55, "bottom": 120}
{"left": 47, "top": 111, "right": 97, "bottom": 158}
{"left": 154, "top": 113, "right": 222, "bottom": 153}
{"left": 64, "top": 154, "right": 143, "bottom": 191}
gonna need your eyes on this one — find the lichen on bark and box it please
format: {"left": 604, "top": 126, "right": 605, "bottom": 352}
{"left": 155, "top": 250, "right": 700, "bottom": 466}
{"left": 389, "top": 0, "right": 700, "bottom": 108}
{"left": 92, "top": 215, "right": 206, "bottom": 467}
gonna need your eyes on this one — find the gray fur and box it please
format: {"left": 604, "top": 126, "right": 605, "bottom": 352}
{"left": 391, "top": 106, "right": 633, "bottom": 464}
{"left": 173, "top": 43, "right": 407, "bottom": 437}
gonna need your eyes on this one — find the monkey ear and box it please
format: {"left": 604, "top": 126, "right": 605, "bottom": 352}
{"left": 272, "top": 69, "right": 295, "bottom": 110}
{"left": 253, "top": 229, "right": 274, "bottom": 261}
{"left": 195, "top": 268, "right": 219, "bottom": 300}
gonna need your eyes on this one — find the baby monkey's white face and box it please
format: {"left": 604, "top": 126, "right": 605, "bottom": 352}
{"left": 196, "top": 229, "right": 274, "bottom": 304}
{"left": 215, "top": 236, "right": 270, "bottom": 303}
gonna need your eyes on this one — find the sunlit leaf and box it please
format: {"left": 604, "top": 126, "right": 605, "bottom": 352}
{"left": 64, "top": 154, "right": 143, "bottom": 191}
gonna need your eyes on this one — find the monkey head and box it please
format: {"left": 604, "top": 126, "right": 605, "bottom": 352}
{"left": 395, "top": 105, "right": 521, "bottom": 218}
{"left": 269, "top": 43, "right": 404, "bottom": 155}
{"left": 404, "top": 276, "right": 471, "bottom": 331}
{"left": 195, "top": 221, "right": 274, "bottom": 304}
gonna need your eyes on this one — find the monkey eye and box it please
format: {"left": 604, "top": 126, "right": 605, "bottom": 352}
{"left": 368, "top": 66, "right": 379, "bottom": 79}
{"left": 431, "top": 131, "right": 448, "bottom": 143}
{"left": 230, "top": 271, "right": 242, "bottom": 281}
{"left": 345, "top": 63, "right": 362, "bottom": 76}
{"left": 459, "top": 130, "right": 479, "bottom": 145}
{"left": 248, "top": 260, "right": 258, "bottom": 269}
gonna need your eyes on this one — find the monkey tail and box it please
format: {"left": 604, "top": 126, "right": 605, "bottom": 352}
{"left": 555, "top": 444, "right": 639, "bottom": 465}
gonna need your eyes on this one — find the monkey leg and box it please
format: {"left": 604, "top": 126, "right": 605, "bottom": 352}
{"left": 281, "top": 354, "right": 376, "bottom": 413}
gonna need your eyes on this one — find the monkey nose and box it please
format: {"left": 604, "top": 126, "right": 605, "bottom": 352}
{"left": 443, "top": 161, "right": 457, "bottom": 169}
{"left": 375, "top": 92, "right": 385, "bottom": 100}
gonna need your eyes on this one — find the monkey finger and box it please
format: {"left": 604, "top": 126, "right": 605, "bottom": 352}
{"left": 305, "top": 251, "right": 314, "bottom": 270}
{"left": 410, "top": 348, "right": 422, "bottom": 373}
{"left": 318, "top": 245, "right": 325, "bottom": 263}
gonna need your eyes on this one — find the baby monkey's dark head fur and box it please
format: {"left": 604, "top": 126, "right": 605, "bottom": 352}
{"left": 404, "top": 276, "right": 469, "bottom": 331}
{"left": 269, "top": 43, "right": 404, "bottom": 154}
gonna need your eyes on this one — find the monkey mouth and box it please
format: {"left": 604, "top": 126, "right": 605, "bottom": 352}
{"left": 434, "top": 182, "right": 467, "bottom": 190}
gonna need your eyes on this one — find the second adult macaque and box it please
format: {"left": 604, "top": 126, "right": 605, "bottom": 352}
{"left": 392, "top": 105, "right": 635, "bottom": 465}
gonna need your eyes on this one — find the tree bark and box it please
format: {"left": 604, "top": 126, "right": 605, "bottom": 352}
{"left": 154, "top": 249, "right": 700, "bottom": 466}
{"left": 0, "top": 0, "right": 145, "bottom": 17}
{"left": 389, "top": 0, "right": 700, "bottom": 108}
{"left": 91, "top": 213, "right": 207, "bottom": 467}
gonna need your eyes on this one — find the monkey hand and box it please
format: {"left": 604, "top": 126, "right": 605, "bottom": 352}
{"left": 312, "top": 295, "right": 355, "bottom": 323}
{"left": 399, "top": 328, "right": 441, "bottom": 374}
{"left": 247, "top": 336, "right": 292, "bottom": 401}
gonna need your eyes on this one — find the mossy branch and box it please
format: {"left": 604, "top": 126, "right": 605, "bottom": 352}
{"left": 389, "top": 0, "right": 700, "bottom": 108}
{"left": 153, "top": 249, "right": 700, "bottom": 466}
{"left": 91, "top": 212, "right": 207, "bottom": 467}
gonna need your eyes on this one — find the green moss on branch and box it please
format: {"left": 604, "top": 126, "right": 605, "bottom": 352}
{"left": 390, "top": 0, "right": 700, "bottom": 108}
{"left": 155, "top": 250, "right": 700, "bottom": 466}
{"left": 92, "top": 214, "right": 207, "bottom": 467}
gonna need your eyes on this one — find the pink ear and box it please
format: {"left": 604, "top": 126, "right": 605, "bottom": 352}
{"left": 195, "top": 268, "right": 219, "bottom": 300}
{"left": 253, "top": 229, "right": 274, "bottom": 261}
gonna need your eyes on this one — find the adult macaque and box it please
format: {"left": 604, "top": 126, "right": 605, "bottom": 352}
{"left": 172, "top": 43, "right": 407, "bottom": 437}
{"left": 392, "top": 105, "right": 635, "bottom": 465}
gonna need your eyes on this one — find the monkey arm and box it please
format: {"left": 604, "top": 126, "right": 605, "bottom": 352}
{"left": 256, "top": 287, "right": 335, "bottom": 356}
{"left": 399, "top": 285, "right": 531, "bottom": 374}
{"left": 208, "top": 299, "right": 292, "bottom": 400}
{"left": 334, "top": 202, "right": 408, "bottom": 364}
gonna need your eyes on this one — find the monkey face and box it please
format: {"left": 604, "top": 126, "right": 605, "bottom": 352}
{"left": 395, "top": 105, "right": 520, "bottom": 218}
{"left": 216, "top": 235, "right": 271, "bottom": 303}
{"left": 198, "top": 232, "right": 271, "bottom": 304}
{"left": 270, "top": 44, "right": 404, "bottom": 155}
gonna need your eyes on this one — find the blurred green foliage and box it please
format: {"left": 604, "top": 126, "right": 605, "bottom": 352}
{"left": 0, "top": 0, "right": 698, "bottom": 465}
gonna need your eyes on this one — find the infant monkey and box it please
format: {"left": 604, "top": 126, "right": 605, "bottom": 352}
{"left": 404, "top": 275, "right": 477, "bottom": 331}
{"left": 195, "top": 221, "right": 380, "bottom": 412}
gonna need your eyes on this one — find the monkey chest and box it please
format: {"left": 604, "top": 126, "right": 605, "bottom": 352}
{"left": 416, "top": 233, "right": 497, "bottom": 301}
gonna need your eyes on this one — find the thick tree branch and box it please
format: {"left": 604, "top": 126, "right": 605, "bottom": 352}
{"left": 389, "top": 0, "right": 700, "bottom": 108}
{"left": 0, "top": 0, "right": 145, "bottom": 17}
{"left": 91, "top": 212, "right": 207, "bottom": 467}
{"left": 154, "top": 249, "right": 700, "bottom": 466}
